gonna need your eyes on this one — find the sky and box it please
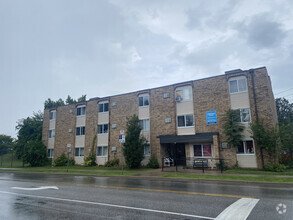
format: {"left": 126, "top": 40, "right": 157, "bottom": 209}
{"left": 0, "top": 0, "right": 293, "bottom": 138}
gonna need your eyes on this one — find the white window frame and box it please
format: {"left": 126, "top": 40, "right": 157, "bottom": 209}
{"left": 236, "top": 140, "right": 255, "bottom": 155}
{"left": 48, "top": 129, "right": 55, "bottom": 138}
{"left": 98, "top": 124, "right": 109, "bottom": 134}
{"left": 177, "top": 114, "right": 194, "bottom": 128}
{"left": 75, "top": 147, "right": 84, "bottom": 157}
{"left": 229, "top": 77, "right": 248, "bottom": 94}
{"left": 139, "top": 119, "right": 150, "bottom": 131}
{"left": 47, "top": 149, "right": 54, "bottom": 158}
{"left": 76, "top": 105, "right": 86, "bottom": 117}
{"left": 144, "top": 144, "right": 150, "bottom": 156}
{"left": 138, "top": 94, "right": 149, "bottom": 107}
{"left": 175, "top": 86, "right": 192, "bottom": 102}
{"left": 233, "top": 108, "right": 251, "bottom": 123}
{"left": 49, "top": 110, "right": 56, "bottom": 120}
{"left": 193, "top": 144, "right": 213, "bottom": 158}
{"left": 76, "top": 126, "right": 85, "bottom": 136}
{"left": 98, "top": 102, "right": 109, "bottom": 113}
{"left": 97, "top": 146, "right": 108, "bottom": 157}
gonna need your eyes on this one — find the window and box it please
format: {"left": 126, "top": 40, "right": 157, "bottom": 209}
{"left": 177, "top": 114, "right": 194, "bottom": 127}
{"left": 76, "top": 126, "right": 85, "bottom": 136}
{"left": 75, "top": 147, "right": 84, "bottom": 157}
{"left": 97, "top": 146, "right": 108, "bottom": 157}
{"left": 50, "top": 110, "right": 56, "bottom": 120}
{"left": 98, "top": 102, "right": 109, "bottom": 113}
{"left": 139, "top": 119, "right": 150, "bottom": 131}
{"left": 175, "top": 86, "right": 192, "bottom": 101}
{"left": 229, "top": 78, "right": 247, "bottom": 93}
{"left": 144, "top": 144, "right": 150, "bottom": 156}
{"left": 237, "top": 140, "right": 254, "bottom": 154}
{"left": 233, "top": 108, "right": 251, "bottom": 123}
{"left": 48, "top": 129, "right": 55, "bottom": 138}
{"left": 138, "top": 95, "right": 149, "bottom": 107}
{"left": 98, "top": 124, "right": 109, "bottom": 134}
{"left": 77, "top": 105, "right": 86, "bottom": 116}
{"left": 47, "top": 149, "right": 54, "bottom": 158}
{"left": 193, "top": 144, "right": 212, "bottom": 157}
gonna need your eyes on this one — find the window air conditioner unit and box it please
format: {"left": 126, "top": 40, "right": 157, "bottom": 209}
{"left": 112, "top": 124, "right": 117, "bottom": 129}
{"left": 69, "top": 109, "right": 73, "bottom": 114}
{"left": 112, "top": 102, "right": 117, "bottom": 107}
{"left": 68, "top": 129, "right": 72, "bottom": 133}
{"left": 175, "top": 96, "right": 182, "bottom": 102}
{"left": 163, "top": 93, "right": 170, "bottom": 99}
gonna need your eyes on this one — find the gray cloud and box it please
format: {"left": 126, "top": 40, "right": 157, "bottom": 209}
{"left": 237, "top": 14, "right": 287, "bottom": 49}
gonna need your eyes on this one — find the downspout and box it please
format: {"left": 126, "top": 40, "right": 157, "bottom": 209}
{"left": 249, "top": 69, "right": 264, "bottom": 167}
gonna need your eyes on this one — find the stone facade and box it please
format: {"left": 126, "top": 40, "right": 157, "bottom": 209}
{"left": 42, "top": 67, "right": 278, "bottom": 169}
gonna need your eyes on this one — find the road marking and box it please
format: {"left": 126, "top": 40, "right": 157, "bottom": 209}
{"left": 215, "top": 198, "right": 259, "bottom": 220}
{"left": 11, "top": 186, "right": 59, "bottom": 190}
{"left": 0, "top": 178, "right": 255, "bottom": 199}
{"left": 0, "top": 190, "right": 215, "bottom": 219}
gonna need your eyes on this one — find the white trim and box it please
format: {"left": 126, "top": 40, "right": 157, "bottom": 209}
{"left": 177, "top": 114, "right": 194, "bottom": 128}
{"left": 228, "top": 77, "right": 248, "bottom": 94}
{"left": 236, "top": 139, "right": 255, "bottom": 155}
{"left": 193, "top": 143, "right": 213, "bottom": 158}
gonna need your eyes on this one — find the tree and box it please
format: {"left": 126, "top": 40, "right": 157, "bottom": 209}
{"left": 65, "top": 95, "right": 76, "bottom": 105}
{"left": 15, "top": 111, "right": 48, "bottom": 166}
{"left": 0, "top": 134, "right": 14, "bottom": 166}
{"left": 276, "top": 97, "right": 293, "bottom": 124}
{"left": 250, "top": 120, "right": 279, "bottom": 154}
{"left": 275, "top": 97, "right": 293, "bottom": 164}
{"left": 77, "top": 95, "right": 86, "bottom": 102}
{"left": 44, "top": 98, "right": 65, "bottom": 109}
{"left": 123, "top": 115, "right": 147, "bottom": 169}
{"left": 84, "top": 135, "right": 97, "bottom": 166}
{"left": 222, "top": 109, "right": 244, "bottom": 149}
{"left": 0, "top": 134, "right": 13, "bottom": 155}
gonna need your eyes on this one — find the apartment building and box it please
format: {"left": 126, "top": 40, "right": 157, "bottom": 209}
{"left": 42, "top": 67, "right": 278, "bottom": 169}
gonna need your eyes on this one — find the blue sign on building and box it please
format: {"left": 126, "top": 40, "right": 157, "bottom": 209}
{"left": 206, "top": 111, "right": 217, "bottom": 125}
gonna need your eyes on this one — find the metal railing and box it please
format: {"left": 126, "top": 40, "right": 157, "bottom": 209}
{"left": 161, "top": 157, "right": 226, "bottom": 173}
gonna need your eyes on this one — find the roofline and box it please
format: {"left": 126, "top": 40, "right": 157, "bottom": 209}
{"left": 46, "top": 66, "right": 267, "bottom": 110}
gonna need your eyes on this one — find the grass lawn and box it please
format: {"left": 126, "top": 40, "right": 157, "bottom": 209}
{"left": 0, "top": 153, "right": 25, "bottom": 168}
{"left": 225, "top": 168, "right": 293, "bottom": 176}
{"left": 162, "top": 173, "right": 293, "bottom": 183}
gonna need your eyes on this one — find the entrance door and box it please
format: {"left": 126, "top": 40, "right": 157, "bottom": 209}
{"left": 175, "top": 143, "right": 186, "bottom": 166}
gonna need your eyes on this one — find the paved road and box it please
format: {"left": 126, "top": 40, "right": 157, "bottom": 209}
{"left": 0, "top": 173, "right": 292, "bottom": 219}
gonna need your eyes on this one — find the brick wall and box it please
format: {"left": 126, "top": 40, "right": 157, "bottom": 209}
{"left": 54, "top": 104, "right": 76, "bottom": 159}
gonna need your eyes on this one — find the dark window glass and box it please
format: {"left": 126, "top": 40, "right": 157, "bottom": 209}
{"left": 104, "top": 103, "right": 109, "bottom": 112}
{"left": 97, "top": 147, "right": 102, "bottom": 156}
{"left": 177, "top": 116, "right": 185, "bottom": 127}
{"left": 144, "top": 96, "right": 149, "bottom": 106}
{"left": 139, "top": 97, "right": 143, "bottom": 106}
{"left": 77, "top": 108, "right": 81, "bottom": 116}
{"left": 75, "top": 148, "right": 79, "bottom": 156}
{"left": 186, "top": 115, "right": 194, "bottom": 126}
{"left": 245, "top": 141, "right": 254, "bottom": 153}
{"left": 98, "top": 104, "right": 103, "bottom": 112}
{"left": 236, "top": 143, "right": 245, "bottom": 154}
{"left": 103, "top": 124, "right": 108, "bottom": 133}
{"left": 194, "top": 145, "right": 202, "bottom": 156}
{"left": 76, "top": 127, "right": 80, "bottom": 136}
{"left": 98, "top": 125, "right": 103, "bottom": 134}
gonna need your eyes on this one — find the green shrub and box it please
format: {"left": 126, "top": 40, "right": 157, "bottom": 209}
{"left": 263, "top": 163, "right": 287, "bottom": 172}
{"left": 216, "top": 161, "right": 228, "bottom": 171}
{"left": 147, "top": 155, "right": 159, "bottom": 169}
{"left": 84, "top": 135, "right": 97, "bottom": 167}
{"left": 69, "top": 158, "right": 75, "bottom": 166}
{"left": 105, "top": 158, "right": 120, "bottom": 167}
{"left": 54, "top": 153, "right": 68, "bottom": 166}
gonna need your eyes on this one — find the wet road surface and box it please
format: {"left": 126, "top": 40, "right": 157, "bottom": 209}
{"left": 0, "top": 172, "right": 292, "bottom": 219}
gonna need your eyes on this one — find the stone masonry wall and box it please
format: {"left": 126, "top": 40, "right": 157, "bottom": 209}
{"left": 84, "top": 100, "right": 99, "bottom": 157}
{"left": 54, "top": 104, "right": 76, "bottom": 159}
{"left": 42, "top": 109, "right": 50, "bottom": 148}
{"left": 150, "top": 85, "right": 176, "bottom": 165}
{"left": 108, "top": 92, "right": 140, "bottom": 164}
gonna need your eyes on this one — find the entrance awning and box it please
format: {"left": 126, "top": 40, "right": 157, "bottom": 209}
{"left": 157, "top": 132, "right": 219, "bottom": 144}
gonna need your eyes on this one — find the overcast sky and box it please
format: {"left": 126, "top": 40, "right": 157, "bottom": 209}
{"left": 0, "top": 0, "right": 293, "bottom": 137}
